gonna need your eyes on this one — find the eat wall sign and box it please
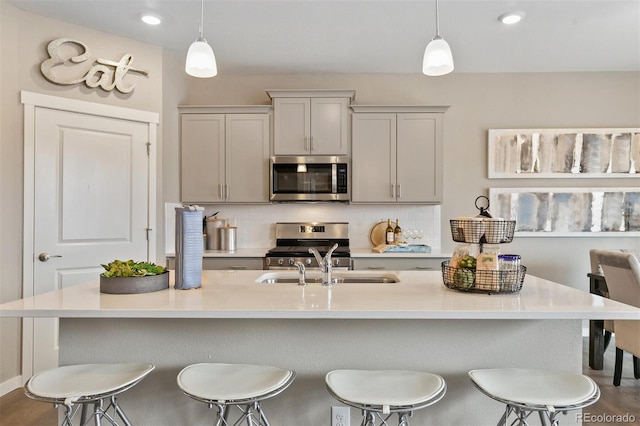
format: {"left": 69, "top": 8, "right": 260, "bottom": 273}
{"left": 40, "top": 38, "right": 149, "bottom": 94}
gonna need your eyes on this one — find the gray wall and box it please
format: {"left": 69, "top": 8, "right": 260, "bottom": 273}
{"left": 1, "top": 0, "right": 639, "bottom": 392}
{"left": 162, "top": 67, "right": 640, "bottom": 289}
{"left": 0, "top": 1, "right": 164, "bottom": 389}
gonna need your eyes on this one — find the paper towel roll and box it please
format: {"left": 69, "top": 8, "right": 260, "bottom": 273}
{"left": 174, "top": 205, "right": 203, "bottom": 290}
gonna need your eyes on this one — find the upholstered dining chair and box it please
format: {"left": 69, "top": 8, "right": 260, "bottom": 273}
{"left": 593, "top": 249, "right": 640, "bottom": 386}
{"left": 589, "top": 249, "right": 614, "bottom": 344}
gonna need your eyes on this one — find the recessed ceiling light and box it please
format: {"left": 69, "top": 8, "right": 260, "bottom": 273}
{"left": 498, "top": 11, "right": 525, "bottom": 25}
{"left": 141, "top": 14, "right": 162, "bottom": 25}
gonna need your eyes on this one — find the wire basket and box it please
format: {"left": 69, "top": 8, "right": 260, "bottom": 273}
{"left": 441, "top": 260, "right": 526, "bottom": 294}
{"left": 449, "top": 219, "right": 516, "bottom": 244}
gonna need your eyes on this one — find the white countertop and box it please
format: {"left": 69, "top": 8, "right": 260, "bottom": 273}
{"left": 166, "top": 248, "right": 450, "bottom": 258}
{"left": 2, "top": 270, "right": 638, "bottom": 320}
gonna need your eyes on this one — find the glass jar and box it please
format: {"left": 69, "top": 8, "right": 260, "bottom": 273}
{"left": 499, "top": 254, "right": 521, "bottom": 270}
{"left": 498, "top": 254, "right": 521, "bottom": 291}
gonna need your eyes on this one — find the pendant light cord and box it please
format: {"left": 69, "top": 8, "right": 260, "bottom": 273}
{"left": 435, "top": 0, "right": 440, "bottom": 37}
{"left": 199, "top": 0, "right": 205, "bottom": 38}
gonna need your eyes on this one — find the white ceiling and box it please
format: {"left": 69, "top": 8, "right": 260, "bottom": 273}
{"left": 8, "top": 0, "right": 640, "bottom": 74}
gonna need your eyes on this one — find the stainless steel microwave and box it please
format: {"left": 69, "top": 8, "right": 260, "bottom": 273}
{"left": 270, "top": 156, "right": 350, "bottom": 202}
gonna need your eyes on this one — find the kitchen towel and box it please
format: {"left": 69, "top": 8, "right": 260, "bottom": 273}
{"left": 174, "top": 205, "right": 204, "bottom": 290}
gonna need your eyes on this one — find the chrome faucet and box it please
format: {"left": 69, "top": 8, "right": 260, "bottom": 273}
{"left": 309, "top": 243, "right": 338, "bottom": 286}
{"left": 293, "top": 261, "right": 307, "bottom": 286}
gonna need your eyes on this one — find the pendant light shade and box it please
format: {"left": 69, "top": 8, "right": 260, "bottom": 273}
{"left": 422, "top": 36, "right": 454, "bottom": 76}
{"left": 186, "top": 0, "right": 217, "bottom": 78}
{"left": 186, "top": 37, "right": 217, "bottom": 77}
{"left": 422, "top": 0, "right": 454, "bottom": 76}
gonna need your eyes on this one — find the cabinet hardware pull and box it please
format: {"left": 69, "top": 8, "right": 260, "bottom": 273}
{"left": 304, "top": 137, "right": 308, "bottom": 151}
{"left": 397, "top": 184, "right": 402, "bottom": 198}
{"left": 226, "top": 184, "right": 230, "bottom": 200}
{"left": 310, "top": 136, "right": 314, "bottom": 152}
{"left": 219, "top": 184, "right": 223, "bottom": 200}
{"left": 391, "top": 184, "right": 395, "bottom": 198}
{"left": 367, "top": 266, "right": 386, "bottom": 270}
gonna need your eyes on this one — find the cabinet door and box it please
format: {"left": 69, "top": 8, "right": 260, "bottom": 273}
{"left": 352, "top": 258, "right": 446, "bottom": 271}
{"left": 351, "top": 113, "right": 397, "bottom": 203}
{"left": 273, "top": 98, "right": 310, "bottom": 155}
{"left": 225, "top": 114, "right": 270, "bottom": 203}
{"left": 202, "top": 258, "right": 264, "bottom": 270}
{"left": 396, "top": 113, "right": 442, "bottom": 203}
{"left": 310, "top": 98, "right": 349, "bottom": 155}
{"left": 181, "top": 114, "right": 225, "bottom": 203}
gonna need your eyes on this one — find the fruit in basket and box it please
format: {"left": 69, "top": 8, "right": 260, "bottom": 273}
{"left": 458, "top": 255, "right": 477, "bottom": 269}
{"left": 454, "top": 268, "right": 475, "bottom": 289}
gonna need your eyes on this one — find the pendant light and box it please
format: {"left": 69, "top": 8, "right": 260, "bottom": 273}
{"left": 185, "top": 0, "right": 217, "bottom": 78}
{"left": 422, "top": 0, "right": 454, "bottom": 76}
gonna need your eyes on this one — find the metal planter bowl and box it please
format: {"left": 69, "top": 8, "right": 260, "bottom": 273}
{"left": 100, "top": 272, "right": 169, "bottom": 294}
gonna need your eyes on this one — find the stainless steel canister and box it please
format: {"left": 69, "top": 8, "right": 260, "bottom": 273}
{"left": 205, "top": 217, "right": 226, "bottom": 250}
{"left": 219, "top": 226, "right": 237, "bottom": 252}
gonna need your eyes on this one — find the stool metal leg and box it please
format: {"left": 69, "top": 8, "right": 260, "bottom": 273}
{"left": 255, "top": 402, "right": 271, "bottom": 426}
{"left": 111, "top": 396, "right": 133, "bottom": 426}
{"left": 61, "top": 403, "right": 75, "bottom": 426}
{"left": 209, "top": 402, "right": 272, "bottom": 426}
{"left": 398, "top": 412, "right": 411, "bottom": 426}
{"left": 361, "top": 410, "right": 375, "bottom": 426}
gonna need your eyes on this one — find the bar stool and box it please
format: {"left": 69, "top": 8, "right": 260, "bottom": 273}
{"left": 468, "top": 368, "right": 600, "bottom": 426}
{"left": 177, "top": 363, "right": 295, "bottom": 426}
{"left": 24, "top": 363, "right": 155, "bottom": 426}
{"left": 325, "top": 369, "right": 447, "bottom": 426}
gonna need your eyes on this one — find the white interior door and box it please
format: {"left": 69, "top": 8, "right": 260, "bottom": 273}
{"left": 22, "top": 92, "right": 158, "bottom": 377}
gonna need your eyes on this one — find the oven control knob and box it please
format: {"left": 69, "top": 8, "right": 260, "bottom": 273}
{"left": 278, "top": 258, "right": 284, "bottom": 266}
{"left": 289, "top": 259, "right": 295, "bottom": 266}
{"left": 334, "top": 259, "right": 340, "bottom": 266}
{"left": 305, "top": 258, "right": 312, "bottom": 266}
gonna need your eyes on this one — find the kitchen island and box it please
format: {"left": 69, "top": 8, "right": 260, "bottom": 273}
{"left": 2, "top": 270, "right": 639, "bottom": 426}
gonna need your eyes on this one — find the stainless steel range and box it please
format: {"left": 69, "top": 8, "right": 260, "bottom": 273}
{"left": 264, "top": 222, "right": 351, "bottom": 270}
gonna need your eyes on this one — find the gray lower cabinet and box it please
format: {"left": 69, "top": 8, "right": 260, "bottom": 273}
{"left": 166, "top": 257, "right": 264, "bottom": 270}
{"left": 352, "top": 258, "right": 446, "bottom": 271}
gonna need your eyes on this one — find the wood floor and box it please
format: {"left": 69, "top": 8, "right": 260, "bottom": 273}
{"left": 0, "top": 338, "right": 638, "bottom": 425}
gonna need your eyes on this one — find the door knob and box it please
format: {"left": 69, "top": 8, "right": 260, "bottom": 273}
{"left": 38, "top": 253, "right": 62, "bottom": 262}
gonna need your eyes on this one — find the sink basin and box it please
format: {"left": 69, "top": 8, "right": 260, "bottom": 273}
{"left": 256, "top": 272, "right": 400, "bottom": 284}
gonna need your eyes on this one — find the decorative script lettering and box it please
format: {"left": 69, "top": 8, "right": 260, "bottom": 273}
{"left": 41, "top": 38, "right": 149, "bottom": 94}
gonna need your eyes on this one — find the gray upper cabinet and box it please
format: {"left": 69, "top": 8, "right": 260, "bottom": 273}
{"left": 351, "top": 106, "right": 448, "bottom": 204}
{"left": 267, "top": 90, "right": 355, "bottom": 156}
{"left": 180, "top": 106, "right": 271, "bottom": 204}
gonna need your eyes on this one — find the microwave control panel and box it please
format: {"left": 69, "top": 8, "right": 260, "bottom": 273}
{"left": 337, "top": 164, "right": 348, "bottom": 193}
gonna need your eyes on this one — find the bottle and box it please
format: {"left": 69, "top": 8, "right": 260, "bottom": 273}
{"left": 394, "top": 219, "right": 402, "bottom": 243}
{"left": 385, "top": 219, "right": 394, "bottom": 244}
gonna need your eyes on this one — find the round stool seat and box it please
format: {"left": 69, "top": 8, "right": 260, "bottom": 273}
{"left": 177, "top": 363, "right": 295, "bottom": 426}
{"left": 469, "top": 368, "right": 600, "bottom": 426}
{"left": 468, "top": 368, "right": 599, "bottom": 408}
{"left": 26, "top": 363, "right": 155, "bottom": 402}
{"left": 325, "top": 369, "right": 446, "bottom": 413}
{"left": 177, "top": 363, "right": 294, "bottom": 402}
{"left": 25, "top": 363, "right": 154, "bottom": 426}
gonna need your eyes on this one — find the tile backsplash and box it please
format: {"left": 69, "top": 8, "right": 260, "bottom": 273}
{"left": 192, "top": 204, "right": 441, "bottom": 250}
